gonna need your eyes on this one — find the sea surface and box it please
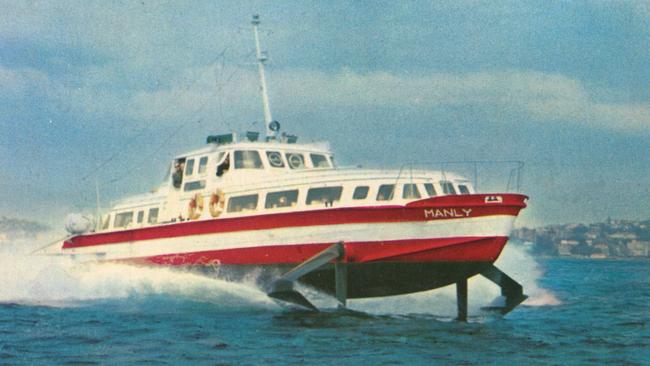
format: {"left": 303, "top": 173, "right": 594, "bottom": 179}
{"left": 0, "top": 241, "right": 648, "bottom": 365}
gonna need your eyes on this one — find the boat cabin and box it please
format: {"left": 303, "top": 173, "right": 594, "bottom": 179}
{"left": 167, "top": 133, "right": 336, "bottom": 195}
{"left": 97, "top": 133, "right": 475, "bottom": 232}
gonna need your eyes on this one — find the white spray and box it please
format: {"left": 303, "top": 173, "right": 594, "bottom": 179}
{"left": 0, "top": 233, "right": 275, "bottom": 309}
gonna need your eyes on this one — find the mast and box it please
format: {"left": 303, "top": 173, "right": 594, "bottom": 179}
{"left": 251, "top": 15, "right": 278, "bottom": 140}
{"left": 94, "top": 178, "right": 101, "bottom": 231}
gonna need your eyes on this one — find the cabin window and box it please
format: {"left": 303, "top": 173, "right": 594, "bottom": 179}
{"left": 172, "top": 158, "right": 186, "bottom": 189}
{"left": 286, "top": 153, "right": 305, "bottom": 169}
{"left": 136, "top": 211, "right": 144, "bottom": 224}
{"left": 306, "top": 187, "right": 343, "bottom": 206}
{"left": 227, "top": 194, "right": 259, "bottom": 213}
{"left": 376, "top": 184, "right": 395, "bottom": 201}
{"left": 424, "top": 183, "right": 437, "bottom": 197}
{"left": 184, "top": 180, "right": 206, "bottom": 192}
{"left": 198, "top": 156, "right": 208, "bottom": 174}
{"left": 403, "top": 184, "right": 421, "bottom": 199}
{"left": 265, "top": 190, "right": 299, "bottom": 209}
{"left": 148, "top": 208, "right": 159, "bottom": 224}
{"left": 216, "top": 152, "right": 230, "bottom": 177}
{"left": 185, "top": 159, "right": 195, "bottom": 176}
{"left": 234, "top": 150, "right": 263, "bottom": 169}
{"left": 441, "top": 181, "right": 457, "bottom": 195}
{"left": 114, "top": 212, "right": 133, "bottom": 228}
{"left": 458, "top": 185, "right": 471, "bottom": 194}
{"left": 353, "top": 186, "right": 369, "bottom": 200}
{"left": 266, "top": 151, "right": 285, "bottom": 168}
{"left": 310, "top": 154, "right": 330, "bottom": 168}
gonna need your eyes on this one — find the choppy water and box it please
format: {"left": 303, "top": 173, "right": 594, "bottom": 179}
{"left": 0, "top": 239, "right": 648, "bottom": 365}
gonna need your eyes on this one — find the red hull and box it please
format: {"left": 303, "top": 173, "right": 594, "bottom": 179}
{"left": 137, "top": 236, "right": 508, "bottom": 266}
{"left": 63, "top": 194, "right": 527, "bottom": 298}
{"left": 132, "top": 237, "right": 509, "bottom": 298}
{"left": 61, "top": 194, "right": 526, "bottom": 299}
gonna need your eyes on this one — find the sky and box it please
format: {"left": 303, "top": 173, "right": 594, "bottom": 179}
{"left": 0, "top": 1, "right": 649, "bottom": 229}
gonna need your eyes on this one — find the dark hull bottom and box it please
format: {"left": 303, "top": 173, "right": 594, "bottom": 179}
{"left": 188, "top": 261, "right": 494, "bottom": 299}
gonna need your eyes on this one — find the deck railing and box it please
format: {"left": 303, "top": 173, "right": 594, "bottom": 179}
{"left": 224, "top": 160, "right": 525, "bottom": 194}
{"left": 396, "top": 160, "right": 525, "bottom": 193}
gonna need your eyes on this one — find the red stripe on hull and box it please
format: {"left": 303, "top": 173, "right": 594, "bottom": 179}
{"left": 64, "top": 194, "right": 526, "bottom": 249}
{"left": 132, "top": 236, "right": 508, "bottom": 266}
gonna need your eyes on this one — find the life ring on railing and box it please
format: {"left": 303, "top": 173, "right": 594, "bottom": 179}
{"left": 188, "top": 193, "right": 204, "bottom": 220}
{"left": 209, "top": 189, "right": 225, "bottom": 218}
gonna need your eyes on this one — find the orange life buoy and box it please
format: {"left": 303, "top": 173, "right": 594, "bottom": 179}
{"left": 209, "top": 189, "right": 225, "bottom": 218}
{"left": 188, "top": 193, "right": 204, "bottom": 220}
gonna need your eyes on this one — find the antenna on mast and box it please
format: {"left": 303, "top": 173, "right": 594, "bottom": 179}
{"left": 251, "top": 15, "right": 279, "bottom": 140}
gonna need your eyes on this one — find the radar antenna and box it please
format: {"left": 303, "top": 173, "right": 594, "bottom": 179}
{"left": 251, "top": 15, "right": 278, "bottom": 140}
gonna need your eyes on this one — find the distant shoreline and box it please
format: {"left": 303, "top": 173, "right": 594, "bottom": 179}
{"left": 0, "top": 216, "right": 50, "bottom": 243}
{"left": 532, "top": 254, "right": 650, "bottom": 261}
{"left": 513, "top": 218, "right": 650, "bottom": 259}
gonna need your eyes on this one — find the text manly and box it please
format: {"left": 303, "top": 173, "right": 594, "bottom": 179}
{"left": 423, "top": 208, "right": 472, "bottom": 219}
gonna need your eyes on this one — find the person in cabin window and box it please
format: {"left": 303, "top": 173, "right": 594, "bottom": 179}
{"left": 216, "top": 154, "right": 230, "bottom": 177}
{"left": 172, "top": 162, "right": 185, "bottom": 188}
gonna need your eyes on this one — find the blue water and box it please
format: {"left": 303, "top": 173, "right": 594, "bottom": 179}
{"left": 1, "top": 245, "right": 648, "bottom": 365}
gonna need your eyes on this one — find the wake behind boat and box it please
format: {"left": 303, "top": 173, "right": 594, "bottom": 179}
{"left": 56, "top": 16, "right": 528, "bottom": 319}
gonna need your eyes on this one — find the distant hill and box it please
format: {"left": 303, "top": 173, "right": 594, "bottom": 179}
{"left": 0, "top": 216, "right": 50, "bottom": 241}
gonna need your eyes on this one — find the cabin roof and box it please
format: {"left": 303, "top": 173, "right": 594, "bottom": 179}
{"left": 173, "top": 140, "right": 332, "bottom": 160}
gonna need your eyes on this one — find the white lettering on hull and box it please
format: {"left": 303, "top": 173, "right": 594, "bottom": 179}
{"left": 423, "top": 208, "right": 473, "bottom": 219}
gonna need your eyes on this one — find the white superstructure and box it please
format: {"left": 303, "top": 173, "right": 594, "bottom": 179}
{"left": 100, "top": 134, "right": 474, "bottom": 233}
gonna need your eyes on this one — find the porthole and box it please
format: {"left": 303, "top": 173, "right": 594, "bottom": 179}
{"left": 267, "top": 151, "right": 284, "bottom": 167}
{"left": 286, "top": 153, "right": 305, "bottom": 169}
